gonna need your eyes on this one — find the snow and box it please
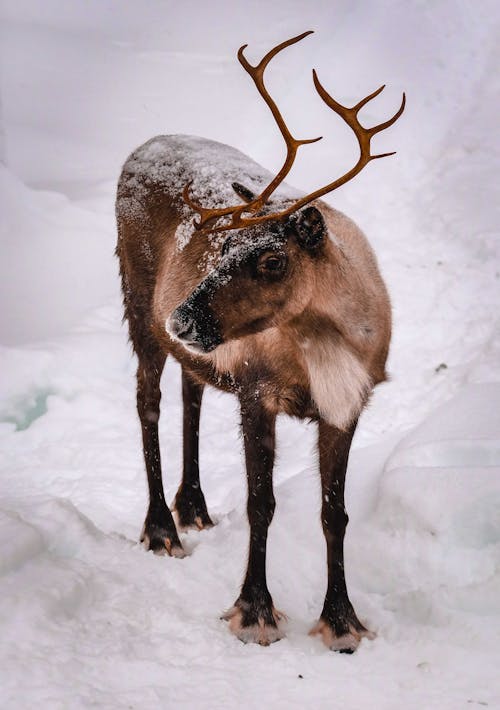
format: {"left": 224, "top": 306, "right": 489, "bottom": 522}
{"left": 1, "top": 1, "right": 500, "bottom": 708}
{"left": 120, "top": 135, "right": 290, "bottom": 209}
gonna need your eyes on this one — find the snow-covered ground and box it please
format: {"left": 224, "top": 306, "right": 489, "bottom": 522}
{"left": 1, "top": 1, "right": 499, "bottom": 708}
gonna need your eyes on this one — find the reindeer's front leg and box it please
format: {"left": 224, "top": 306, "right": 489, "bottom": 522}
{"left": 311, "top": 419, "right": 375, "bottom": 653}
{"left": 222, "top": 396, "right": 285, "bottom": 645}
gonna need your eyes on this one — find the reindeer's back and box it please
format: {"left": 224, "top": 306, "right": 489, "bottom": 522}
{"left": 116, "top": 134, "right": 299, "bottom": 245}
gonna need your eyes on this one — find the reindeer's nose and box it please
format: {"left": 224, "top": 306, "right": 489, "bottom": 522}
{"left": 167, "top": 313, "right": 196, "bottom": 343}
{"left": 167, "top": 296, "right": 224, "bottom": 354}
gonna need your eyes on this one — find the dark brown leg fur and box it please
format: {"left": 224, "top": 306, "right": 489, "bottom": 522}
{"left": 118, "top": 245, "right": 185, "bottom": 557}
{"left": 311, "top": 419, "right": 375, "bottom": 651}
{"left": 173, "top": 369, "right": 213, "bottom": 530}
{"left": 136, "top": 349, "right": 184, "bottom": 557}
{"left": 222, "top": 394, "right": 284, "bottom": 645}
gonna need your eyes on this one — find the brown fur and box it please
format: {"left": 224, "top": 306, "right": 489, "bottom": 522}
{"left": 116, "top": 134, "right": 391, "bottom": 650}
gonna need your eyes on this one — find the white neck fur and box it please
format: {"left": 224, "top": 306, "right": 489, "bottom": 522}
{"left": 300, "top": 333, "right": 371, "bottom": 430}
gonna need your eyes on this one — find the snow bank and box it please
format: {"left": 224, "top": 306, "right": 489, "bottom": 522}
{"left": 0, "top": 166, "right": 118, "bottom": 344}
{"left": 1, "top": 335, "right": 499, "bottom": 708}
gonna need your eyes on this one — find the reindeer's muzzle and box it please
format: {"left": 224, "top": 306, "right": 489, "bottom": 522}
{"left": 167, "top": 297, "right": 223, "bottom": 354}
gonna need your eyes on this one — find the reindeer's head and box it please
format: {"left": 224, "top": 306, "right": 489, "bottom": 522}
{"left": 167, "top": 31, "right": 405, "bottom": 354}
{"left": 167, "top": 202, "right": 326, "bottom": 353}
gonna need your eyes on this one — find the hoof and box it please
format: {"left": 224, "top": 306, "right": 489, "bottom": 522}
{"left": 222, "top": 602, "right": 286, "bottom": 646}
{"left": 310, "top": 618, "right": 375, "bottom": 653}
{"left": 140, "top": 522, "right": 185, "bottom": 558}
{"left": 173, "top": 485, "right": 214, "bottom": 531}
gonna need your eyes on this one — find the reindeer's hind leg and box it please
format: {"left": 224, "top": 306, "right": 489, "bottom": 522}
{"left": 117, "top": 225, "right": 183, "bottom": 556}
{"left": 311, "top": 419, "right": 375, "bottom": 651}
{"left": 173, "top": 368, "right": 213, "bottom": 530}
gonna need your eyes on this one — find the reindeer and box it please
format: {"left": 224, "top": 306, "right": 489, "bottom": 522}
{"left": 116, "top": 31, "right": 405, "bottom": 652}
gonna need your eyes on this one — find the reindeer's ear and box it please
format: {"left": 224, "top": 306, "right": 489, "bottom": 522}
{"left": 231, "top": 182, "right": 256, "bottom": 203}
{"left": 292, "top": 206, "right": 326, "bottom": 250}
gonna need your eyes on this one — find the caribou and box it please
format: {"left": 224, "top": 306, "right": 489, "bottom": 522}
{"left": 115, "top": 30, "right": 405, "bottom": 651}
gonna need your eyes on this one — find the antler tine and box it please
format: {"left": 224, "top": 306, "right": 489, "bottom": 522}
{"left": 238, "top": 30, "right": 314, "bottom": 75}
{"left": 312, "top": 69, "right": 405, "bottom": 163}
{"left": 368, "top": 93, "right": 406, "bottom": 136}
{"left": 352, "top": 84, "right": 386, "bottom": 113}
{"left": 371, "top": 151, "right": 397, "bottom": 159}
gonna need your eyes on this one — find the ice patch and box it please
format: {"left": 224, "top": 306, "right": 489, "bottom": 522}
{"left": 0, "top": 387, "right": 55, "bottom": 431}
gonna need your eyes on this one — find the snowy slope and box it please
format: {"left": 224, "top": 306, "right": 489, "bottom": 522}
{"left": 1, "top": 1, "right": 499, "bottom": 708}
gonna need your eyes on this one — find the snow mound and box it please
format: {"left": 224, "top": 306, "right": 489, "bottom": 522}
{"left": 386, "top": 383, "right": 500, "bottom": 470}
{"left": 0, "top": 166, "right": 118, "bottom": 344}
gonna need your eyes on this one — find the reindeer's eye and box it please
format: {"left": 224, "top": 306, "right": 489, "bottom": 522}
{"left": 257, "top": 252, "right": 287, "bottom": 276}
{"left": 265, "top": 256, "right": 284, "bottom": 270}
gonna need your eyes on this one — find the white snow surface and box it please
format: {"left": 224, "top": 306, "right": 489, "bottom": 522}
{"left": 1, "top": 1, "right": 500, "bottom": 708}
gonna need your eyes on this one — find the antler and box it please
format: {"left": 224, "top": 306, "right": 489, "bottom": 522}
{"left": 291, "top": 72, "right": 406, "bottom": 208}
{"left": 183, "top": 31, "right": 321, "bottom": 230}
{"left": 184, "top": 33, "right": 406, "bottom": 234}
